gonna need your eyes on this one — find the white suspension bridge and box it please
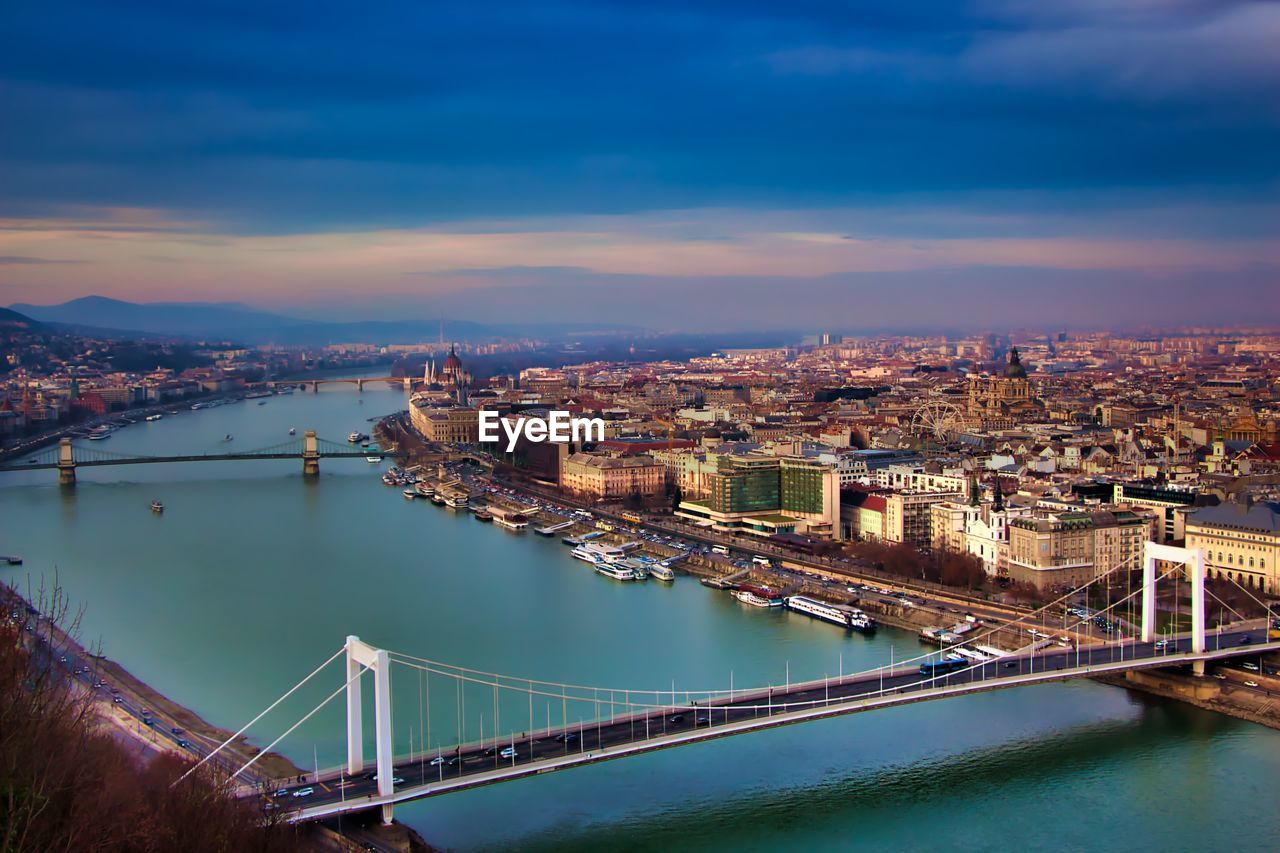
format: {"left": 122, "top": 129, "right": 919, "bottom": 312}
{"left": 179, "top": 543, "right": 1277, "bottom": 825}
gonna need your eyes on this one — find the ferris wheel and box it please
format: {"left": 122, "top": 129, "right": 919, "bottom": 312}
{"left": 910, "top": 400, "right": 965, "bottom": 443}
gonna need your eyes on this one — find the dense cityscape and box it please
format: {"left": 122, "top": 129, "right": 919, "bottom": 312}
{"left": 4, "top": 0, "right": 1280, "bottom": 850}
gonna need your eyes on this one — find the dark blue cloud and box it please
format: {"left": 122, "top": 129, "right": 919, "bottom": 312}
{"left": 0, "top": 0, "right": 1275, "bottom": 231}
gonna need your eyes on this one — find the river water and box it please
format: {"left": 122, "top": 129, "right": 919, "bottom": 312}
{"left": 1, "top": 383, "right": 1277, "bottom": 851}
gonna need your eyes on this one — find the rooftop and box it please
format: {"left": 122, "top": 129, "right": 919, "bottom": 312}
{"left": 1188, "top": 502, "right": 1280, "bottom": 533}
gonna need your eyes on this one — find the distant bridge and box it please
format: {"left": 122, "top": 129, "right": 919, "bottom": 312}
{"left": 271, "top": 377, "right": 410, "bottom": 392}
{"left": 0, "top": 431, "right": 380, "bottom": 484}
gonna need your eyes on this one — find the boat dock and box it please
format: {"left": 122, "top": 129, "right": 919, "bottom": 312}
{"left": 535, "top": 520, "right": 577, "bottom": 536}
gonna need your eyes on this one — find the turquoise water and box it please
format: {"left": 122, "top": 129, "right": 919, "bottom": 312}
{"left": 2, "top": 384, "right": 1277, "bottom": 851}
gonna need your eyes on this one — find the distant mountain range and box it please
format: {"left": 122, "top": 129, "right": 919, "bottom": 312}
{"left": 7, "top": 296, "right": 640, "bottom": 344}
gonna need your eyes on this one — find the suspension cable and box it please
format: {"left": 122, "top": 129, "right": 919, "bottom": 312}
{"left": 173, "top": 646, "right": 344, "bottom": 786}
{"left": 226, "top": 662, "right": 370, "bottom": 783}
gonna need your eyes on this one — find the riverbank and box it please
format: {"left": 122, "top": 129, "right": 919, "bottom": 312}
{"left": 4, "top": 583, "right": 443, "bottom": 852}
{"left": 0, "top": 387, "right": 258, "bottom": 463}
{"left": 3, "top": 583, "right": 304, "bottom": 782}
{"left": 1098, "top": 666, "right": 1280, "bottom": 732}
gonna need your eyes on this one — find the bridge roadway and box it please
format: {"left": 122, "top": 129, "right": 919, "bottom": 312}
{"left": 5, "top": 451, "right": 376, "bottom": 471}
{"left": 274, "top": 629, "right": 1277, "bottom": 822}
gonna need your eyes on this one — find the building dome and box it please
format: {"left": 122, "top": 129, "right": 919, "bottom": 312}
{"left": 442, "top": 343, "right": 463, "bottom": 375}
{"left": 1004, "top": 347, "right": 1028, "bottom": 379}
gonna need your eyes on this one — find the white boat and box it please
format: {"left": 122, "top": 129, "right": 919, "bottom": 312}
{"left": 288, "top": 427, "right": 296, "bottom": 435}
{"left": 222, "top": 434, "right": 233, "bottom": 442}
{"left": 570, "top": 541, "right": 634, "bottom": 565}
{"left": 145, "top": 414, "right": 163, "bottom": 422}
{"left": 150, "top": 500, "right": 164, "bottom": 513}
{"left": 366, "top": 455, "right": 382, "bottom": 464}
{"left": 571, "top": 545, "right": 605, "bottom": 565}
{"left": 787, "top": 595, "right": 876, "bottom": 632}
{"left": 403, "top": 489, "right": 416, "bottom": 499}
{"left": 847, "top": 610, "right": 876, "bottom": 633}
{"left": 87, "top": 426, "right": 113, "bottom": 440}
{"left": 734, "top": 589, "right": 782, "bottom": 608}
{"left": 348, "top": 431, "right": 363, "bottom": 442}
{"left": 595, "top": 563, "right": 638, "bottom": 581}
{"left": 648, "top": 562, "right": 676, "bottom": 582}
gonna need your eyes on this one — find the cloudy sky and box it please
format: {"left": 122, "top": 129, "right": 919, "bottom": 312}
{"left": 1, "top": 0, "right": 1277, "bottom": 330}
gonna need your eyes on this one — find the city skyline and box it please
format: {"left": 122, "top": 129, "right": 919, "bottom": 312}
{"left": 2, "top": 0, "right": 1278, "bottom": 329}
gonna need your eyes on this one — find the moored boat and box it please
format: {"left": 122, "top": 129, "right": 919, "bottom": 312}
{"left": 734, "top": 589, "right": 783, "bottom": 607}
{"left": 595, "top": 563, "right": 638, "bottom": 581}
{"left": 571, "top": 545, "right": 604, "bottom": 565}
{"left": 648, "top": 562, "right": 676, "bottom": 582}
{"left": 787, "top": 595, "right": 876, "bottom": 632}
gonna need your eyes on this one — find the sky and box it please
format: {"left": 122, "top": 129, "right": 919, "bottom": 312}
{"left": 0, "top": 0, "right": 1277, "bottom": 331}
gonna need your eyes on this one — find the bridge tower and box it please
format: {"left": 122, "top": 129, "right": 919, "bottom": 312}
{"left": 1142, "top": 542, "right": 1207, "bottom": 674}
{"left": 57, "top": 437, "right": 76, "bottom": 486}
{"left": 345, "top": 636, "right": 395, "bottom": 824}
{"left": 302, "top": 429, "right": 320, "bottom": 476}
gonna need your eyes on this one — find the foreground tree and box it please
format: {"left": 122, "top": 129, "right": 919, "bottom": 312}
{"left": 1, "top": 583, "right": 304, "bottom": 853}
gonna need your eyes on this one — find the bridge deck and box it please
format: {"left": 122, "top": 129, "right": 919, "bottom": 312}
{"left": 280, "top": 632, "right": 1277, "bottom": 822}
{"left": 1, "top": 452, "right": 377, "bottom": 470}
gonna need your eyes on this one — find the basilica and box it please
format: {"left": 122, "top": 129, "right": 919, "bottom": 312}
{"left": 966, "top": 347, "right": 1041, "bottom": 428}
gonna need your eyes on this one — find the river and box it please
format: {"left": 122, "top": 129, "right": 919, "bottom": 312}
{"left": 1, "top": 381, "right": 1277, "bottom": 851}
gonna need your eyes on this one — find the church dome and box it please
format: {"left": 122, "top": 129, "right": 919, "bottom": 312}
{"left": 1004, "top": 347, "right": 1028, "bottom": 379}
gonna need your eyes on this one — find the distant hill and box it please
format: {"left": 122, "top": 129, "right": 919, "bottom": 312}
{"left": 9, "top": 296, "right": 299, "bottom": 340}
{"left": 0, "top": 306, "right": 44, "bottom": 330}
{"left": 7, "top": 296, "right": 641, "bottom": 344}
